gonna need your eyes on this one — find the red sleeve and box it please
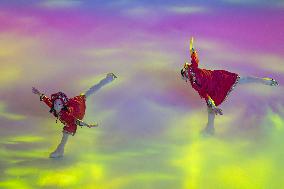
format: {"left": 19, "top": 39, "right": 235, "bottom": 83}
{"left": 196, "top": 85, "right": 207, "bottom": 99}
{"left": 194, "top": 70, "right": 214, "bottom": 105}
{"left": 41, "top": 95, "right": 53, "bottom": 108}
{"left": 191, "top": 51, "right": 199, "bottom": 68}
{"left": 196, "top": 82, "right": 213, "bottom": 105}
{"left": 199, "top": 72, "right": 214, "bottom": 105}
{"left": 193, "top": 69, "right": 207, "bottom": 99}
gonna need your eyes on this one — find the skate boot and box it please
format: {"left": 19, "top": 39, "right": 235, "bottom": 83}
{"left": 270, "top": 78, "right": 279, "bottom": 86}
{"left": 263, "top": 78, "right": 279, "bottom": 86}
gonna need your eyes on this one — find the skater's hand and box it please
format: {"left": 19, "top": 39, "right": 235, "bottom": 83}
{"left": 106, "top": 73, "right": 117, "bottom": 80}
{"left": 190, "top": 37, "right": 194, "bottom": 54}
{"left": 32, "top": 87, "right": 41, "bottom": 96}
{"left": 76, "top": 119, "right": 98, "bottom": 128}
{"left": 212, "top": 106, "right": 223, "bottom": 115}
{"left": 88, "top": 123, "right": 98, "bottom": 128}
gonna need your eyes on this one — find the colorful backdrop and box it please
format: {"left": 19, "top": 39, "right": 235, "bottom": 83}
{"left": 0, "top": 0, "right": 284, "bottom": 189}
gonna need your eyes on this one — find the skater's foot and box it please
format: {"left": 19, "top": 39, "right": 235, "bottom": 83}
{"left": 88, "top": 122, "right": 98, "bottom": 128}
{"left": 201, "top": 126, "right": 215, "bottom": 136}
{"left": 106, "top": 73, "right": 117, "bottom": 80}
{"left": 263, "top": 78, "right": 279, "bottom": 86}
{"left": 201, "top": 128, "right": 215, "bottom": 137}
{"left": 49, "top": 132, "right": 69, "bottom": 158}
{"left": 270, "top": 79, "right": 279, "bottom": 86}
{"left": 49, "top": 150, "right": 64, "bottom": 158}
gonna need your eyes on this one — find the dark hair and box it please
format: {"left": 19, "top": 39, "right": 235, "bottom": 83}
{"left": 181, "top": 69, "right": 185, "bottom": 77}
{"left": 49, "top": 102, "right": 68, "bottom": 117}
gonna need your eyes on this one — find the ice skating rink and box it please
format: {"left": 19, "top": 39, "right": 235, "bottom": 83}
{"left": 0, "top": 1, "right": 284, "bottom": 189}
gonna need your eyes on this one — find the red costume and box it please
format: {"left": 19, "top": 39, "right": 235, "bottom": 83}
{"left": 186, "top": 51, "right": 239, "bottom": 106}
{"left": 40, "top": 93, "right": 86, "bottom": 135}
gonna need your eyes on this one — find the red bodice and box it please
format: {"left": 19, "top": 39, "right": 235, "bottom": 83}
{"left": 187, "top": 52, "right": 238, "bottom": 106}
{"left": 42, "top": 95, "right": 86, "bottom": 134}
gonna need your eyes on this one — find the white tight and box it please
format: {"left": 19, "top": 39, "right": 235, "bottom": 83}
{"left": 83, "top": 77, "right": 113, "bottom": 98}
{"left": 207, "top": 107, "right": 215, "bottom": 128}
{"left": 238, "top": 76, "right": 272, "bottom": 85}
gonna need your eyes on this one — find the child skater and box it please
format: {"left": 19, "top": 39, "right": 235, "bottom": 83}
{"left": 32, "top": 73, "right": 117, "bottom": 158}
{"left": 180, "top": 38, "right": 279, "bottom": 135}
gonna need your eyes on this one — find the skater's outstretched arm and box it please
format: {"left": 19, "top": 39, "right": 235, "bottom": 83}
{"left": 189, "top": 37, "right": 195, "bottom": 54}
{"left": 82, "top": 73, "right": 117, "bottom": 98}
{"left": 189, "top": 37, "right": 199, "bottom": 68}
{"left": 32, "top": 87, "right": 53, "bottom": 108}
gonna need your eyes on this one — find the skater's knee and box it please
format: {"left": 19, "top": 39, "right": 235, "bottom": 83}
{"left": 239, "top": 76, "right": 262, "bottom": 84}
{"left": 207, "top": 107, "right": 214, "bottom": 113}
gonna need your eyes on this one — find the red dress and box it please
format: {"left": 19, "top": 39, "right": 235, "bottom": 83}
{"left": 41, "top": 95, "right": 86, "bottom": 135}
{"left": 187, "top": 52, "right": 239, "bottom": 106}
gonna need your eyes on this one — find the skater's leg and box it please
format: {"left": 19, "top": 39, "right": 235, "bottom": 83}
{"left": 202, "top": 107, "right": 216, "bottom": 135}
{"left": 82, "top": 73, "right": 116, "bottom": 98}
{"left": 49, "top": 132, "right": 70, "bottom": 158}
{"left": 238, "top": 76, "right": 278, "bottom": 86}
